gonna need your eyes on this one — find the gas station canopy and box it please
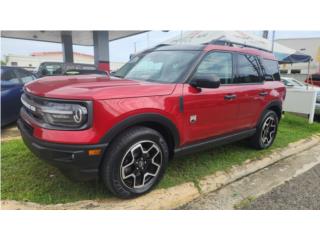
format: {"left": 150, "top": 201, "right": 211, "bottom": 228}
{"left": 1, "top": 31, "right": 147, "bottom": 46}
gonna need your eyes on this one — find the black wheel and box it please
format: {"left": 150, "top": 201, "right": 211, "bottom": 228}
{"left": 100, "top": 126, "right": 169, "bottom": 199}
{"left": 250, "top": 110, "right": 279, "bottom": 149}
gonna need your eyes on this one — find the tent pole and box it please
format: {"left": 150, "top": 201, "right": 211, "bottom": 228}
{"left": 307, "top": 60, "right": 311, "bottom": 90}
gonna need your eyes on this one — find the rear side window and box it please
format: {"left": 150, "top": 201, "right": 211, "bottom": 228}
{"left": 235, "top": 54, "right": 262, "bottom": 84}
{"left": 262, "top": 59, "right": 280, "bottom": 81}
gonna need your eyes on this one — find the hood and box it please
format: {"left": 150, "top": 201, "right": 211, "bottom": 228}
{"left": 25, "top": 75, "right": 176, "bottom": 100}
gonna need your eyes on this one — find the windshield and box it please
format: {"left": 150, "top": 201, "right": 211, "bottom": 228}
{"left": 124, "top": 50, "right": 200, "bottom": 83}
{"left": 111, "top": 56, "right": 141, "bottom": 78}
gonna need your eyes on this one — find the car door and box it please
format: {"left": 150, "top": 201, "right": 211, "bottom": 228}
{"left": 182, "top": 51, "right": 240, "bottom": 144}
{"left": 232, "top": 53, "right": 267, "bottom": 130}
{"left": 1, "top": 68, "right": 24, "bottom": 126}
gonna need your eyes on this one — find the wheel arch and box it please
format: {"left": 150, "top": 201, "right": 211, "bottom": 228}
{"left": 260, "top": 100, "right": 283, "bottom": 124}
{"left": 100, "top": 113, "right": 180, "bottom": 158}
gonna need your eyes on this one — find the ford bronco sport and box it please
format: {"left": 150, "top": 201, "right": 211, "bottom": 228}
{"left": 18, "top": 43, "right": 285, "bottom": 198}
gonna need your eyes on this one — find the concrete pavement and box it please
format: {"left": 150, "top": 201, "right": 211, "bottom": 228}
{"left": 243, "top": 163, "right": 320, "bottom": 210}
{"left": 181, "top": 144, "right": 320, "bottom": 210}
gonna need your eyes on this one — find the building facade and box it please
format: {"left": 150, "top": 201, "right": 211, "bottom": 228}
{"left": 5, "top": 52, "right": 124, "bottom": 71}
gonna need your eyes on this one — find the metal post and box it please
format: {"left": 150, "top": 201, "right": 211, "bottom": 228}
{"left": 93, "top": 31, "right": 110, "bottom": 72}
{"left": 271, "top": 31, "right": 275, "bottom": 52}
{"left": 61, "top": 31, "right": 74, "bottom": 63}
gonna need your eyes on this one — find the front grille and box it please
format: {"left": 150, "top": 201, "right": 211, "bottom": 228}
{"left": 21, "top": 93, "right": 45, "bottom": 123}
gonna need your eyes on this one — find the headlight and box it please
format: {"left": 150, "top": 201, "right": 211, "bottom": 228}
{"left": 21, "top": 93, "right": 92, "bottom": 129}
{"left": 40, "top": 101, "right": 89, "bottom": 128}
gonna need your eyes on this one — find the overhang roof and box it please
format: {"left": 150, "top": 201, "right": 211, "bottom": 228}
{"left": 0, "top": 31, "right": 148, "bottom": 46}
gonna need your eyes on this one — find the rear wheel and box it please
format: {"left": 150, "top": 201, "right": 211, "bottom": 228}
{"left": 100, "top": 126, "right": 169, "bottom": 198}
{"left": 250, "top": 110, "right": 278, "bottom": 149}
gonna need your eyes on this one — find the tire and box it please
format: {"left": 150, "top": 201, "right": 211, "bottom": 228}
{"left": 100, "top": 126, "right": 169, "bottom": 199}
{"left": 249, "top": 110, "right": 279, "bottom": 150}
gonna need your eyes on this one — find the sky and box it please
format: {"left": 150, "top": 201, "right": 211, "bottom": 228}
{"left": 1, "top": 31, "right": 320, "bottom": 63}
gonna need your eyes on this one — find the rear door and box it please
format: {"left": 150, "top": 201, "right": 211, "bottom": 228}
{"left": 232, "top": 53, "right": 268, "bottom": 130}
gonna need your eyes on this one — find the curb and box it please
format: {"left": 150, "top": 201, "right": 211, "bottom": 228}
{"left": 1, "top": 134, "right": 320, "bottom": 210}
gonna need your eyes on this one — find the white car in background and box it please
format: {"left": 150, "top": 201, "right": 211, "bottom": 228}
{"left": 281, "top": 77, "right": 320, "bottom": 116}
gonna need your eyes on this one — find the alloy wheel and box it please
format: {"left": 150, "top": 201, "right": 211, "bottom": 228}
{"left": 261, "top": 116, "right": 276, "bottom": 146}
{"left": 120, "top": 140, "right": 162, "bottom": 189}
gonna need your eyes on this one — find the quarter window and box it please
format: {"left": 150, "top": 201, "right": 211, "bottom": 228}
{"left": 262, "top": 59, "right": 280, "bottom": 81}
{"left": 194, "top": 52, "right": 233, "bottom": 84}
{"left": 235, "top": 54, "right": 262, "bottom": 84}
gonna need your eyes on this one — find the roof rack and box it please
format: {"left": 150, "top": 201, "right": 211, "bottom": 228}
{"left": 208, "top": 39, "right": 272, "bottom": 53}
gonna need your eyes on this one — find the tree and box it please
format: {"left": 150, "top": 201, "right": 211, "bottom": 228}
{"left": 1, "top": 55, "right": 9, "bottom": 66}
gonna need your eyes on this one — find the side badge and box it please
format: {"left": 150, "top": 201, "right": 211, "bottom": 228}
{"left": 190, "top": 115, "right": 197, "bottom": 124}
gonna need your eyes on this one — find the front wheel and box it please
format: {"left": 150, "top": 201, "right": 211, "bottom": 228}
{"left": 100, "top": 126, "right": 169, "bottom": 198}
{"left": 250, "top": 110, "right": 279, "bottom": 149}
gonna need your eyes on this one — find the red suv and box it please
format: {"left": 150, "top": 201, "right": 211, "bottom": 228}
{"left": 18, "top": 44, "right": 285, "bottom": 198}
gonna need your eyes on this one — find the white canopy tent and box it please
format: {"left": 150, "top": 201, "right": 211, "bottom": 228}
{"left": 164, "top": 31, "right": 312, "bottom": 63}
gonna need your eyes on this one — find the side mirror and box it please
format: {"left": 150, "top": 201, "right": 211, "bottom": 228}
{"left": 190, "top": 75, "right": 220, "bottom": 89}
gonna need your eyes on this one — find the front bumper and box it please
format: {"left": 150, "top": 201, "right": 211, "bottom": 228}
{"left": 17, "top": 119, "right": 108, "bottom": 181}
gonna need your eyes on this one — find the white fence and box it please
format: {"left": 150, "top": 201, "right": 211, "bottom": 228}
{"left": 283, "top": 88, "right": 318, "bottom": 123}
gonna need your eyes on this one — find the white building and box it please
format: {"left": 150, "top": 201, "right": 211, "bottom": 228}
{"left": 5, "top": 52, "right": 124, "bottom": 71}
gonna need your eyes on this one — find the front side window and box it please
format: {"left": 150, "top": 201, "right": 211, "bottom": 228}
{"left": 124, "top": 50, "right": 199, "bottom": 83}
{"left": 235, "top": 54, "right": 262, "bottom": 84}
{"left": 193, "top": 52, "right": 233, "bottom": 84}
{"left": 262, "top": 59, "right": 280, "bottom": 81}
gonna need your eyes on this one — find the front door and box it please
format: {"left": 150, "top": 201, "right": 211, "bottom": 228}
{"left": 183, "top": 51, "right": 240, "bottom": 144}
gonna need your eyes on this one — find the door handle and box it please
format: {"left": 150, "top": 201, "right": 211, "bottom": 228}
{"left": 259, "top": 91, "right": 268, "bottom": 97}
{"left": 224, "top": 94, "right": 237, "bottom": 100}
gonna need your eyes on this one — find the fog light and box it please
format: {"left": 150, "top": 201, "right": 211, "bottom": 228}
{"left": 88, "top": 149, "right": 102, "bottom": 156}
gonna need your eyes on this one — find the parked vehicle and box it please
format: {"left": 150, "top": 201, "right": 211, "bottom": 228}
{"left": 1, "top": 66, "right": 37, "bottom": 127}
{"left": 305, "top": 73, "right": 320, "bottom": 87}
{"left": 18, "top": 44, "right": 286, "bottom": 198}
{"left": 34, "top": 62, "right": 109, "bottom": 78}
{"left": 282, "top": 76, "right": 320, "bottom": 116}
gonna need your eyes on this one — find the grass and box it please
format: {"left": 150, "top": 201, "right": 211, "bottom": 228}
{"left": 234, "top": 196, "right": 256, "bottom": 209}
{"left": 1, "top": 113, "right": 320, "bottom": 204}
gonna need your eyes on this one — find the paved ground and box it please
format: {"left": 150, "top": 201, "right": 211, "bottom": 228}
{"left": 181, "top": 144, "right": 320, "bottom": 210}
{"left": 243, "top": 163, "right": 320, "bottom": 210}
